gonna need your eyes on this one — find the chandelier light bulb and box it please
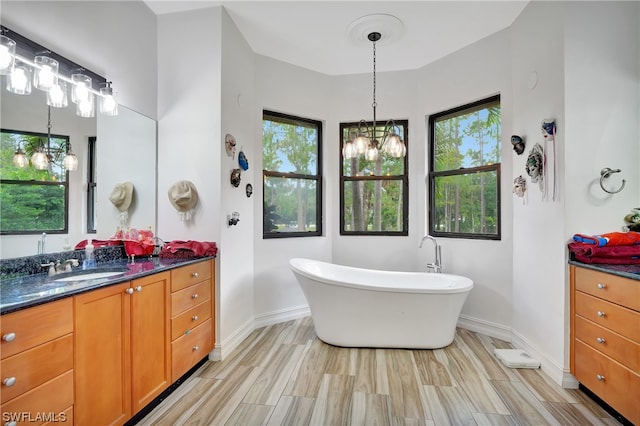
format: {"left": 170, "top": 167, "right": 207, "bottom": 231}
{"left": 31, "top": 149, "right": 49, "bottom": 170}
{"left": 12, "top": 146, "right": 29, "bottom": 168}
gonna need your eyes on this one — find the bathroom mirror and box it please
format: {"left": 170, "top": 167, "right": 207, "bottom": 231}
{"left": 0, "top": 81, "right": 157, "bottom": 259}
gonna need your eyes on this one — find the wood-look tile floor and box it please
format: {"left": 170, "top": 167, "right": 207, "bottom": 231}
{"left": 139, "top": 317, "right": 618, "bottom": 425}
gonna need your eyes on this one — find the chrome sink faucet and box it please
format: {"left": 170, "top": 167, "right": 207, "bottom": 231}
{"left": 419, "top": 235, "right": 442, "bottom": 273}
{"left": 41, "top": 259, "right": 79, "bottom": 276}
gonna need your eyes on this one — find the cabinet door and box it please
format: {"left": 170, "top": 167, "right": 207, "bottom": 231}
{"left": 131, "top": 272, "right": 171, "bottom": 412}
{"left": 74, "top": 282, "right": 132, "bottom": 426}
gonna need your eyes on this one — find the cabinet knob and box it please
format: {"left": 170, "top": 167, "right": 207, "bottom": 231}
{"left": 2, "top": 332, "right": 16, "bottom": 342}
{"left": 192, "top": 293, "right": 198, "bottom": 300}
{"left": 597, "top": 311, "right": 606, "bottom": 318}
{"left": 597, "top": 283, "right": 606, "bottom": 289}
{"left": 596, "top": 337, "right": 606, "bottom": 344}
{"left": 192, "top": 272, "right": 199, "bottom": 278}
{"left": 193, "top": 345, "right": 199, "bottom": 352}
{"left": 3, "top": 377, "right": 16, "bottom": 387}
{"left": 192, "top": 315, "right": 199, "bottom": 321}
{"left": 596, "top": 374, "right": 605, "bottom": 381}
{"left": 135, "top": 285, "right": 142, "bottom": 292}
{"left": 125, "top": 288, "right": 134, "bottom": 295}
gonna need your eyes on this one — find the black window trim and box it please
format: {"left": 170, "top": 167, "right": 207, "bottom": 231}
{"left": 428, "top": 95, "right": 501, "bottom": 241}
{"left": 0, "top": 127, "right": 70, "bottom": 236}
{"left": 339, "top": 119, "right": 409, "bottom": 236}
{"left": 262, "top": 110, "right": 323, "bottom": 239}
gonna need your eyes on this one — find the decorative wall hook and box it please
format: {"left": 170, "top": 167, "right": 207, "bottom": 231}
{"left": 599, "top": 168, "right": 625, "bottom": 194}
{"left": 228, "top": 211, "right": 240, "bottom": 226}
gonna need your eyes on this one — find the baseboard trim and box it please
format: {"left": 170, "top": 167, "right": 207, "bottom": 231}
{"left": 254, "top": 304, "right": 311, "bottom": 329}
{"left": 217, "top": 317, "right": 255, "bottom": 359}
{"left": 457, "top": 314, "right": 512, "bottom": 342}
{"left": 510, "top": 328, "right": 566, "bottom": 387}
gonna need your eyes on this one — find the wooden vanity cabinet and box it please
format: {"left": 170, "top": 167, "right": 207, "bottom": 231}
{"left": 570, "top": 265, "right": 640, "bottom": 425}
{"left": 0, "top": 298, "right": 74, "bottom": 425}
{"left": 170, "top": 260, "right": 215, "bottom": 381}
{"left": 74, "top": 272, "right": 171, "bottom": 426}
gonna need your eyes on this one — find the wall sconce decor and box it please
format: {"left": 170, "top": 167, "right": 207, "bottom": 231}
{"left": 228, "top": 211, "right": 240, "bottom": 226}
{"left": 1, "top": 25, "right": 118, "bottom": 118}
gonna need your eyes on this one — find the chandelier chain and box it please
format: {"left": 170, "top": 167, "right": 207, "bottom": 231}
{"left": 372, "top": 38, "right": 377, "bottom": 130}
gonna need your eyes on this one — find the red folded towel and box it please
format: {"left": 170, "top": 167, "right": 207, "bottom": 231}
{"left": 568, "top": 242, "right": 640, "bottom": 264}
{"left": 573, "top": 231, "right": 640, "bottom": 247}
{"left": 160, "top": 240, "right": 218, "bottom": 258}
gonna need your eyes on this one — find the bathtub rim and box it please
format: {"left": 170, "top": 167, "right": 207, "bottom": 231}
{"left": 289, "top": 257, "right": 473, "bottom": 294}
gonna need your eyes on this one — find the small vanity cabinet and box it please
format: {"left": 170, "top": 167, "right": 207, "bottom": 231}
{"left": 169, "top": 260, "right": 215, "bottom": 381}
{"left": 0, "top": 298, "right": 74, "bottom": 425}
{"left": 570, "top": 265, "right": 640, "bottom": 425}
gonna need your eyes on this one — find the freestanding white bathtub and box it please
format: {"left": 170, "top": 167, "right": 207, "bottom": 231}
{"left": 290, "top": 258, "right": 473, "bottom": 349}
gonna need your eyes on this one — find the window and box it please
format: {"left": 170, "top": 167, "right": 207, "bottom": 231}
{"left": 262, "top": 110, "right": 322, "bottom": 238}
{"left": 340, "top": 120, "right": 408, "bottom": 235}
{"left": 1, "top": 128, "right": 70, "bottom": 235}
{"left": 87, "top": 136, "right": 97, "bottom": 233}
{"left": 428, "top": 95, "right": 501, "bottom": 240}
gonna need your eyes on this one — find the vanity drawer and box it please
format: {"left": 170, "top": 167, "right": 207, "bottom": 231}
{"left": 171, "top": 319, "right": 212, "bottom": 382}
{"left": 574, "top": 340, "right": 640, "bottom": 425}
{"left": 574, "top": 315, "right": 640, "bottom": 371}
{"left": 575, "top": 291, "right": 640, "bottom": 342}
{"left": 0, "top": 369, "right": 74, "bottom": 425}
{"left": 574, "top": 267, "right": 640, "bottom": 311}
{"left": 1, "top": 298, "right": 73, "bottom": 359}
{"left": 171, "top": 260, "right": 212, "bottom": 292}
{"left": 1, "top": 333, "right": 73, "bottom": 404}
{"left": 171, "top": 280, "right": 211, "bottom": 316}
{"left": 171, "top": 301, "right": 211, "bottom": 341}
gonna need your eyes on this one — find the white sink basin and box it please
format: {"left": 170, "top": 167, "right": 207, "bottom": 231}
{"left": 54, "top": 270, "right": 126, "bottom": 282}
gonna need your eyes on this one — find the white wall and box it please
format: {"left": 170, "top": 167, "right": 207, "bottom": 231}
{"left": 511, "top": 1, "right": 639, "bottom": 386}
{"left": 0, "top": 1, "right": 156, "bottom": 257}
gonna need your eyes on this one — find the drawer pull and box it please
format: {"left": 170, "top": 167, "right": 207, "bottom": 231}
{"left": 597, "top": 311, "right": 606, "bottom": 318}
{"left": 597, "top": 283, "right": 606, "bottom": 289}
{"left": 193, "top": 345, "right": 199, "bottom": 352}
{"left": 192, "top": 315, "right": 199, "bottom": 321}
{"left": 596, "top": 374, "right": 605, "bottom": 381}
{"left": 2, "top": 377, "right": 16, "bottom": 387}
{"left": 596, "top": 337, "right": 606, "bottom": 344}
{"left": 192, "top": 272, "right": 199, "bottom": 278}
{"left": 135, "top": 285, "right": 142, "bottom": 292}
{"left": 2, "top": 332, "right": 16, "bottom": 342}
{"left": 192, "top": 293, "right": 199, "bottom": 300}
{"left": 125, "top": 288, "right": 134, "bottom": 295}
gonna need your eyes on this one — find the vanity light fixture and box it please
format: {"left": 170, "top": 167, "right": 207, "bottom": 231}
{"left": 0, "top": 25, "right": 118, "bottom": 117}
{"left": 342, "top": 31, "right": 406, "bottom": 161}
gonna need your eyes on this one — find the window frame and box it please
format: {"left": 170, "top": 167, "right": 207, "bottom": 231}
{"left": 262, "top": 110, "right": 323, "bottom": 239}
{"left": 339, "top": 119, "right": 409, "bottom": 236}
{"left": 428, "top": 95, "right": 501, "bottom": 240}
{"left": 0, "top": 128, "right": 70, "bottom": 236}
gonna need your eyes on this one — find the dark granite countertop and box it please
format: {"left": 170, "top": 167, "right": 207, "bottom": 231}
{"left": 569, "top": 260, "right": 640, "bottom": 281}
{"left": 1, "top": 256, "right": 215, "bottom": 315}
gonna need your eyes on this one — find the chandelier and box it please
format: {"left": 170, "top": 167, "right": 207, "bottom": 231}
{"left": 0, "top": 26, "right": 118, "bottom": 118}
{"left": 12, "top": 105, "right": 78, "bottom": 171}
{"left": 342, "top": 32, "right": 406, "bottom": 161}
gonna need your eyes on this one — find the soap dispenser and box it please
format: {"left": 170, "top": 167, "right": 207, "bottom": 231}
{"left": 83, "top": 239, "right": 96, "bottom": 269}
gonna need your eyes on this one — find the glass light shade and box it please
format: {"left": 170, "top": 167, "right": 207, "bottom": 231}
{"left": 0, "top": 35, "right": 16, "bottom": 75}
{"left": 99, "top": 86, "right": 118, "bottom": 116}
{"left": 33, "top": 56, "right": 59, "bottom": 91}
{"left": 12, "top": 147, "right": 29, "bottom": 168}
{"left": 76, "top": 92, "right": 95, "bottom": 117}
{"left": 383, "top": 133, "right": 406, "bottom": 158}
{"left": 47, "top": 80, "right": 68, "bottom": 108}
{"left": 7, "top": 63, "right": 32, "bottom": 95}
{"left": 342, "top": 141, "right": 357, "bottom": 159}
{"left": 71, "top": 73, "right": 92, "bottom": 104}
{"left": 63, "top": 152, "right": 78, "bottom": 171}
{"left": 31, "top": 149, "right": 49, "bottom": 170}
{"left": 364, "top": 146, "right": 379, "bottom": 162}
{"left": 354, "top": 134, "right": 369, "bottom": 155}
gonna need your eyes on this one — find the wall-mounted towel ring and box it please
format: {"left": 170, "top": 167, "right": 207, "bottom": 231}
{"left": 600, "top": 168, "right": 625, "bottom": 194}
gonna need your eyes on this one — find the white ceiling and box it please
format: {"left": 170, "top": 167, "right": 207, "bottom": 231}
{"left": 144, "top": 1, "right": 529, "bottom": 76}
